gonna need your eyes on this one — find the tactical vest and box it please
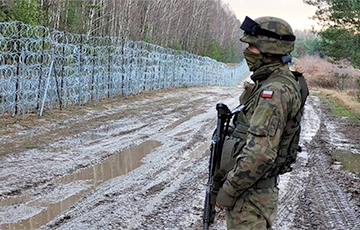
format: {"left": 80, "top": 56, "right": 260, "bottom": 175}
{"left": 217, "top": 70, "right": 309, "bottom": 184}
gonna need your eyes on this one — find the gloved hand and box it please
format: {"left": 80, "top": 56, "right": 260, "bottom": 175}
{"left": 215, "top": 187, "right": 236, "bottom": 209}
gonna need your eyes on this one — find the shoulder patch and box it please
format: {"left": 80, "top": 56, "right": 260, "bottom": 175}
{"left": 261, "top": 90, "right": 274, "bottom": 98}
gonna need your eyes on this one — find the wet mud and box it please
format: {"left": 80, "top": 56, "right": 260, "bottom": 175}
{"left": 0, "top": 87, "right": 359, "bottom": 230}
{"left": 0, "top": 140, "right": 162, "bottom": 230}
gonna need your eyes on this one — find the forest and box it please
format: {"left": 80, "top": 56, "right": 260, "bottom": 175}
{"left": 1, "top": 0, "right": 360, "bottom": 66}
{"left": 0, "top": 0, "right": 334, "bottom": 64}
{"left": 0, "top": 0, "right": 360, "bottom": 107}
{"left": 0, "top": 0, "right": 246, "bottom": 63}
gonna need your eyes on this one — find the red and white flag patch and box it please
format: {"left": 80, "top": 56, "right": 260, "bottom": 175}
{"left": 261, "top": 90, "right": 274, "bottom": 98}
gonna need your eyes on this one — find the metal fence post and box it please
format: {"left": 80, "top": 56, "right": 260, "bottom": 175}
{"left": 0, "top": 22, "right": 249, "bottom": 117}
{"left": 40, "top": 53, "right": 54, "bottom": 117}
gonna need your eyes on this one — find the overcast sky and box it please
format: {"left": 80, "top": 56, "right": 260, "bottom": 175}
{"left": 221, "top": 0, "right": 319, "bottom": 30}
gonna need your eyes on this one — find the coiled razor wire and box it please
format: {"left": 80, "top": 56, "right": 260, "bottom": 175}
{"left": 0, "top": 21, "right": 249, "bottom": 116}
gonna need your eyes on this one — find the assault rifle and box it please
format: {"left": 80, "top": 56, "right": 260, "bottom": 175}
{"left": 203, "top": 103, "right": 244, "bottom": 230}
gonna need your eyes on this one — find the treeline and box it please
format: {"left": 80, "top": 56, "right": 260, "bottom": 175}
{"left": 0, "top": 0, "right": 246, "bottom": 63}
{"left": 294, "top": 0, "right": 360, "bottom": 103}
{"left": 305, "top": 0, "right": 360, "bottom": 69}
{"left": 293, "top": 29, "right": 324, "bottom": 58}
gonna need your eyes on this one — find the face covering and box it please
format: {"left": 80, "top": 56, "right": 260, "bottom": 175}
{"left": 243, "top": 48, "right": 264, "bottom": 71}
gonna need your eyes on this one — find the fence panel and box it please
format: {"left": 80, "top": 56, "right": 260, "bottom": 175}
{"left": 0, "top": 22, "right": 249, "bottom": 116}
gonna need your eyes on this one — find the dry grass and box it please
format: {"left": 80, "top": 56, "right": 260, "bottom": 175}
{"left": 293, "top": 55, "right": 360, "bottom": 120}
{"left": 294, "top": 55, "right": 360, "bottom": 90}
{"left": 319, "top": 88, "right": 360, "bottom": 119}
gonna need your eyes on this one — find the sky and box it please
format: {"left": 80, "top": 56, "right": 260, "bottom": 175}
{"left": 221, "top": 0, "right": 319, "bottom": 30}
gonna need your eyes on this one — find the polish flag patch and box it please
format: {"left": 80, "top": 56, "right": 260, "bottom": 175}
{"left": 261, "top": 90, "right": 274, "bottom": 98}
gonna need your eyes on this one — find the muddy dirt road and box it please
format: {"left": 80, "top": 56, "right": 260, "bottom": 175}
{"left": 0, "top": 85, "right": 360, "bottom": 230}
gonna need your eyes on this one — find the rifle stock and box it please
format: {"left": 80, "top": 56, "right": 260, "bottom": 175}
{"left": 203, "top": 103, "right": 232, "bottom": 230}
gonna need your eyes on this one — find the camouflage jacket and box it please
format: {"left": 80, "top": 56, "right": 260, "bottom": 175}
{"left": 220, "top": 64, "right": 302, "bottom": 203}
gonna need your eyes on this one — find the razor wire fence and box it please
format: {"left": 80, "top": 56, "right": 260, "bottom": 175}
{"left": 0, "top": 21, "right": 249, "bottom": 117}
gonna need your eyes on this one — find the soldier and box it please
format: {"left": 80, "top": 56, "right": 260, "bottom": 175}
{"left": 215, "top": 16, "right": 308, "bottom": 229}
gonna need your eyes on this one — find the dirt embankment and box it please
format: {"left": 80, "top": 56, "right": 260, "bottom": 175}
{"left": 0, "top": 86, "right": 359, "bottom": 230}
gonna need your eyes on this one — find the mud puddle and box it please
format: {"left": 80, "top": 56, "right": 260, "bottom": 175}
{"left": 0, "top": 140, "right": 162, "bottom": 230}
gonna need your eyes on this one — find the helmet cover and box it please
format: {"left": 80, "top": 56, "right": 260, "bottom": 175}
{"left": 240, "top": 16, "right": 295, "bottom": 55}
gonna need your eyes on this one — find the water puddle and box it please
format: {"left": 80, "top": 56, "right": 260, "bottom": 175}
{"left": 0, "top": 140, "right": 162, "bottom": 230}
{"left": 331, "top": 149, "right": 360, "bottom": 175}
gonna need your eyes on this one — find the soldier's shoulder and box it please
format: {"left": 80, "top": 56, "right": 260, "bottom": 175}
{"left": 262, "top": 77, "right": 289, "bottom": 91}
{"left": 268, "top": 71, "right": 300, "bottom": 91}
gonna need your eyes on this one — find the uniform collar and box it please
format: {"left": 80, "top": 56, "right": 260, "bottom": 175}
{"left": 250, "top": 63, "right": 289, "bottom": 82}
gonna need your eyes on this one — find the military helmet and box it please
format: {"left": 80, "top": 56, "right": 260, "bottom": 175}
{"left": 240, "top": 16, "right": 295, "bottom": 55}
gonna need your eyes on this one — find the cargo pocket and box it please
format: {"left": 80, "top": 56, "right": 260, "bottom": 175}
{"left": 248, "top": 187, "right": 279, "bottom": 227}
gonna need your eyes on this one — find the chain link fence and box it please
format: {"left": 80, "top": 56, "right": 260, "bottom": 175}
{"left": 0, "top": 21, "right": 248, "bottom": 117}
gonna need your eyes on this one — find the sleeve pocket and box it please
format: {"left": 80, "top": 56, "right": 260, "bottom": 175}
{"left": 248, "top": 106, "right": 277, "bottom": 137}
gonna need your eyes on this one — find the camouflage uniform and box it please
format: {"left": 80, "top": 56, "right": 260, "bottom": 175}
{"left": 216, "top": 16, "right": 304, "bottom": 230}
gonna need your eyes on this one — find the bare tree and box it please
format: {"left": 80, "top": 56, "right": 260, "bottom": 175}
{"left": 3, "top": 0, "right": 244, "bottom": 61}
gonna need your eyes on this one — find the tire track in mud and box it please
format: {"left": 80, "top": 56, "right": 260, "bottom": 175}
{"left": 0, "top": 86, "right": 240, "bottom": 229}
{"left": 274, "top": 96, "right": 360, "bottom": 230}
{"left": 37, "top": 87, "right": 240, "bottom": 230}
{"left": 300, "top": 132, "right": 360, "bottom": 228}
{"left": 115, "top": 116, "right": 217, "bottom": 230}
{"left": 273, "top": 96, "right": 320, "bottom": 230}
{"left": 0, "top": 89, "right": 217, "bottom": 197}
{"left": 294, "top": 137, "right": 360, "bottom": 229}
{"left": 138, "top": 156, "right": 208, "bottom": 230}
{"left": 45, "top": 114, "right": 215, "bottom": 230}
{"left": 5, "top": 88, "right": 360, "bottom": 230}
